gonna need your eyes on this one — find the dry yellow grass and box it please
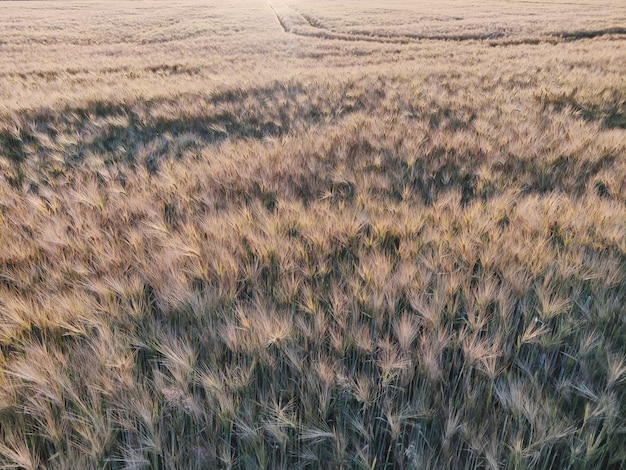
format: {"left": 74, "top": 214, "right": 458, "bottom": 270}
{"left": 1, "top": 0, "right": 626, "bottom": 468}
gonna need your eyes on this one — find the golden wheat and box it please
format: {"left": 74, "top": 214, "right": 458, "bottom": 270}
{"left": 1, "top": 0, "right": 626, "bottom": 468}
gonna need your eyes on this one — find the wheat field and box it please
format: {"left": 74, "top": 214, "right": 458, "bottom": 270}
{"left": 1, "top": 0, "right": 626, "bottom": 468}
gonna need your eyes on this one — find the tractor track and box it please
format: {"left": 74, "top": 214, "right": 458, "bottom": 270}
{"left": 268, "top": 0, "right": 626, "bottom": 47}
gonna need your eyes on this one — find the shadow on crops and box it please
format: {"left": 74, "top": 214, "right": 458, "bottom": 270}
{"left": 542, "top": 89, "right": 626, "bottom": 130}
{"left": 0, "top": 81, "right": 365, "bottom": 174}
{"left": 554, "top": 27, "right": 626, "bottom": 41}
{"left": 400, "top": 144, "right": 617, "bottom": 206}
{"left": 494, "top": 152, "right": 617, "bottom": 198}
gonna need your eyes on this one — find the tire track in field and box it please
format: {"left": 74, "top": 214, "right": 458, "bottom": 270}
{"left": 268, "top": 0, "right": 626, "bottom": 46}
{"left": 268, "top": 1, "right": 291, "bottom": 35}
{"left": 268, "top": 0, "right": 411, "bottom": 44}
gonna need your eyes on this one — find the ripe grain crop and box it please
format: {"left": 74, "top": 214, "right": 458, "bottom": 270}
{"left": 1, "top": 0, "right": 626, "bottom": 468}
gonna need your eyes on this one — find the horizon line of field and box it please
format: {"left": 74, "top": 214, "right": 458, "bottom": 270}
{"left": 268, "top": 0, "right": 626, "bottom": 46}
